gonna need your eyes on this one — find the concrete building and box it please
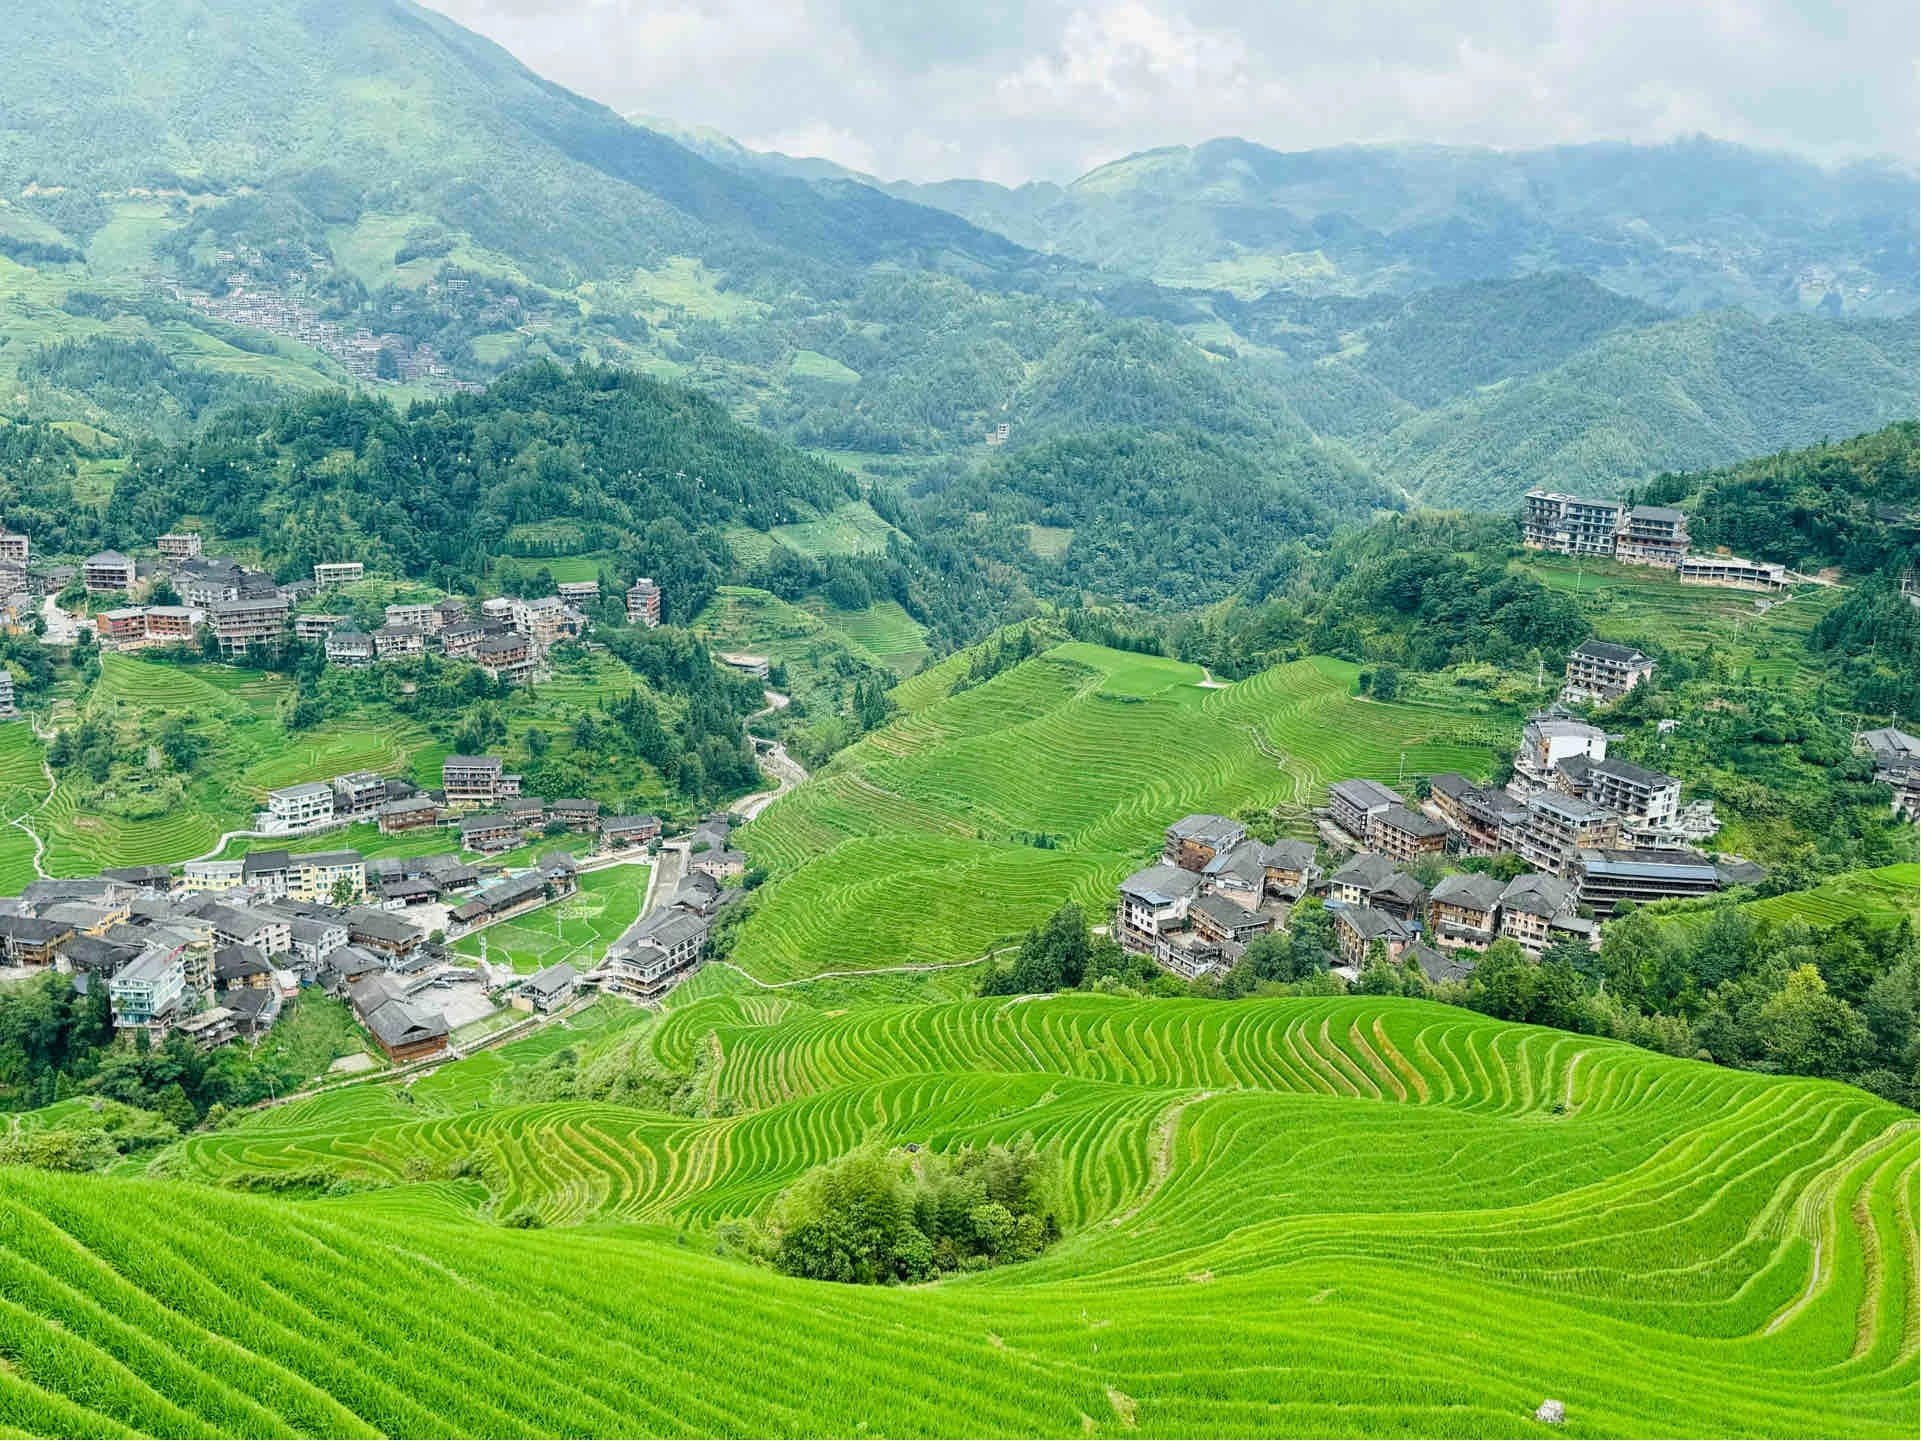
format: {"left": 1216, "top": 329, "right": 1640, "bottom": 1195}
{"left": 313, "top": 562, "right": 364, "bottom": 588}
{"left": 0, "top": 530, "right": 29, "bottom": 564}
{"left": 372, "top": 624, "right": 425, "bottom": 660}
{"left": 1565, "top": 754, "right": 1681, "bottom": 843}
{"left": 1512, "top": 708, "right": 1608, "bottom": 794}
{"left": 266, "top": 782, "right": 335, "bottom": 830}
{"left": 626, "top": 578, "right": 662, "bottom": 627}
{"left": 1162, "top": 814, "right": 1248, "bottom": 872}
{"left": 1116, "top": 864, "right": 1204, "bottom": 954}
{"left": 289, "top": 851, "right": 366, "bottom": 904}
{"left": 1615, "top": 506, "right": 1689, "bottom": 567}
{"left": 157, "top": 532, "right": 203, "bottom": 560}
{"left": 1520, "top": 491, "right": 1623, "bottom": 557}
{"left": 1679, "top": 554, "right": 1787, "bottom": 591}
{"left": 1521, "top": 792, "right": 1621, "bottom": 877}
{"left": 384, "top": 601, "right": 441, "bottom": 632}
{"left": 717, "top": 651, "right": 770, "bottom": 681}
{"left": 474, "top": 631, "right": 534, "bottom": 684}
{"left": 332, "top": 770, "right": 387, "bottom": 818}
{"left": 1428, "top": 773, "right": 1527, "bottom": 855}
{"left": 107, "top": 947, "right": 186, "bottom": 1037}
{"left": 210, "top": 594, "right": 289, "bottom": 656}
{"left": 443, "top": 755, "right": 515, "bottom": 807}
{"left": 1497, "top": 874, "right": 1578, "bottom": 954}
{"left": 601, "top": 908, "right": 709, "bottom": 998}
{"left": 1563, "top": 639, "right": 1655, "bottom": 702}
{"left": 324, "top": 626, "right": 376, "bottom": 668}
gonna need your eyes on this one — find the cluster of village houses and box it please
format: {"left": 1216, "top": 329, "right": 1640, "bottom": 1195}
{"left": 0, "top": 753, "right": 746, "bottom": 1068}
{"left": 1118, "top": 635, "right": 1775, "bottom": 985}
{"left": 27, "top": 527, "right": 668, "bottom": 685}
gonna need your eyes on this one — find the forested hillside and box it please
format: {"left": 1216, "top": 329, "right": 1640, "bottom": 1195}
{"left": 0, "top": 0, "right": 1912, "bottom": 526}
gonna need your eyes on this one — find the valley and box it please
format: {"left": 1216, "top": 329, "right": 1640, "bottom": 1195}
{"left": 0, "top": 3, "right": 1914, "bottom": 1438}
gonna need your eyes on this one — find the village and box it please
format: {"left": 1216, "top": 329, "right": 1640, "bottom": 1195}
{"left": 0, "top": 750, "right": 749, "bottom": 1072}
{"left": 1118, "top": 627, "right": 1920, "bottom": 987}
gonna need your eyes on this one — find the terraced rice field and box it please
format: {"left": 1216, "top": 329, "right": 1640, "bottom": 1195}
{"left": 9, "top": 993, "right": 1908, "bottom": 1437}
{"left": 36, "top": 656, "right": 441, "bottom": 874}
{"left": 733, "top": 643, "right": 1500, "bottom": 981}
{"left": 803, "top": 598, "right": 929, "bottom": 677}
{"left": 1739, "top": 863, "right": 1918, "bottom": 931}
{"left": 0, "top": 723, "right": 48, "bottom": 892}
{"left": 450, "top": 863, "right": 651, "bottom": 973}
{"left": 768, "top": 499, "right": 901, "bottom": 557}
{"left": 1518, "top": 555, "right": 1844, "bottom": 683}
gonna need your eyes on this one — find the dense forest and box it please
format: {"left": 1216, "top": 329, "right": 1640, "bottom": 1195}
{"left": 1636, "top": 421, "right": 1920, "bottom": 576}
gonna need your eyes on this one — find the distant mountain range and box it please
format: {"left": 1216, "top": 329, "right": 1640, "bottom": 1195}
{"left": 643, "top": 122, "right": 1920, "bottom": 318}
{"left": 0, "top": 0, "right": 1911, "bottom": 544}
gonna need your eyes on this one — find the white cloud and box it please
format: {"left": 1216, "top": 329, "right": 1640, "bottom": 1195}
{"left": 421, "top": 0, "right": 1921, "bottom": 182}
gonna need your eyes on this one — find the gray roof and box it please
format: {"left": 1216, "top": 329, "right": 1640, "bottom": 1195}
{"left": 1261, "top": 839, "right": 1317, "bottom": 871}
{"left": 1370, "top": 872, "right": 1429, "bottom": 909}
{"left": 522, "top": 962, "right": 579, "bottom": 1000}
{"left": 1589, "top": 755, "right": 1675, "bottom": 789}
{"left": 1118, "top": 863, "right": 1204, "bottom": 906}
{"left": 443, "top": 755, "right": 502, "bottom": 771}
{"left": 347, "top": 909, "right": 423, "bottom": 944}
{"left": 1429, "top": 872, "right": 1506, "bottom": 911}
{"left": 364, "top": 998, "right": 448, "bottom": 1050}
{"left": 298, "top": 850, "right": 364, "bottom": 868}
{"left": 1201, "top": 839, "right": 1267, "bottom": 885}
{"left": 1191, "top": 893, "right": 1268, "bottom": 932}
{"left": 616, "top": 907, "right": 709, "bottom": 954}
{"left": 1627, "top": 505, "right": 1686, "bottom": 524}
{"left": 1329, "top": 851, "right": 1399, "bottom": 892}
{"left": 1407, "top": 940, "right": 1474, "bottom": 985}
{"left": 1576, "top": 847, "right": 1718, "bottom": 882}
{"left": 603, "top": 814, "right": 661, "bottom": 834}
{"left": 1337, "top": 905, "right": 1410, "bottom": 944}
{"left": 1329, "top": 778, "right": 1403, "bottom": 811}
{"left": 57, "top": 935, "right": 142, "bottom": 974}
{"left": 325, "top": 944, "right": 386, "bottom": 977}
{"left": 243, "top": 850, "right": 292, "bottom": 875}
{"left": 1165, "top": 813, "right": 1245, "bottom": 847}
{"left": 459, "top": 811, "right": 516, "bottom": 833}
{"left": 213, "top": 944, "right": 272, "bottom": 981}
{"left": 1527, "top": 791, "right": 1614, "bottom": 823}
{"left": 1499, "top": 873, "right": 1575, "bottom": 918}
{"left": 1571, "top": 638, "right": 1651, "bottom": 665}
{"left": 1376, "top": 804, "right": 1447, "bottom": 840}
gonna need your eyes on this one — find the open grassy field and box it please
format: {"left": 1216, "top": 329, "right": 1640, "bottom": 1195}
{"left": 450, "top": 862, "right": 651, "bottom": 973}
{"left": 1, "top": 991, "right": 1902, "bottom": 1437}
{"left": 732, "top": 643, "right": 1504, "bottom": 982}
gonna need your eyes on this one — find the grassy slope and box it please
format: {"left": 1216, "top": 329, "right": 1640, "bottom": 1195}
{"left": 732, "top": 643, "right": 1501, "bottom": 981}
{"left": 3, "top": 992, "right": 1906, "bottom": 1437}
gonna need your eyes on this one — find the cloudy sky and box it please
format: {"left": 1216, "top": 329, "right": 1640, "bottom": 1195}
{"left": 423, "top": 0, "right": 1919, "bottom": 184}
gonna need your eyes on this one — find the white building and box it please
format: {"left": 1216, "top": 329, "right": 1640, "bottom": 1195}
{"left": 265, "top": 781, "right": 336, "bottom": 830}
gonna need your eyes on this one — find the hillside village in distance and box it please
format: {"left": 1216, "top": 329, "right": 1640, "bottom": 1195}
{"left": 0, "top": 481, "right": 1911, "bottom": 1077}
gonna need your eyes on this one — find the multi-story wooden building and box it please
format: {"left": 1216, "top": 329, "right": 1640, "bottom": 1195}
{"left": 475, "top": 631, "right": 534, "bottom": 684}
{"left": 1327, "top": 778, "right": 1403, "bottom": 843}
{"left": 443, "top": 754, "right": 513, "bottom": 806}
{"left": 210, "top": 594, "right": 289, "bottom": 656}
{"left": 83, "top": 550, "right": 137, "bottom": 594}
{"left": 1425, "top": 872, "right": 1506, "bottom": 950}
{"left": 1162, "top": 814, "right": 1248, "bottom": 872}
{"left": 1371, "top": 804, "right": 1448, "bottom": 863}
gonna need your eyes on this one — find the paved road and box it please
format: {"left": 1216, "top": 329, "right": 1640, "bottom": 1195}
{"left": 39, "top": 597, "right": 81, "bottom": 645}
{"left": 736, "top": 688, "right": 810, "bottom": 821}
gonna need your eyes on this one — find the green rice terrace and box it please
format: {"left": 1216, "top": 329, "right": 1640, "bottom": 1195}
{"left": 730, "top": 642, "right": 1504, "bottom": 982}
{"left": 1, "top": 991, "right": 1911, "bottom": 1437}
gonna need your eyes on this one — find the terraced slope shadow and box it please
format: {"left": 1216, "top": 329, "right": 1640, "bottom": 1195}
{"left": 81, "top": 993, "right": 1920, "bottom": 1438}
